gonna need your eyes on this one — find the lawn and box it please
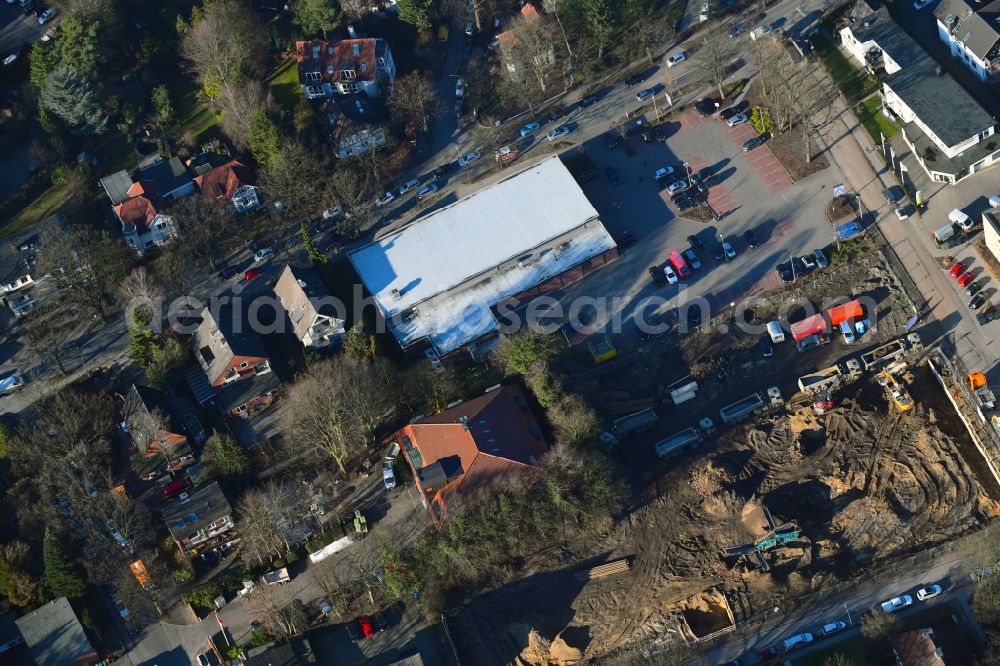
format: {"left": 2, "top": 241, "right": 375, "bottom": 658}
{"left": 814, "top": 32, "right": 879, "bottom": 102}
{"left": 163, "top": 69, "right": 219, "bottom": 142}
{"left": 267, "top": 58, "right": 301, "bottom": 111}
{"left": 857, "top": 94, "right": 899, "bottom": 141}
{"left": 3, "top": 181, "right": 73, "bottom": 236}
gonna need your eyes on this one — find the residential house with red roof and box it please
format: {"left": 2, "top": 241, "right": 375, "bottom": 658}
{"left": 295, "top": 37, "right": 396, "bottom": 99}
{"left": 192, "top": 159, "right": 260, "bottom": 213}
{"left": 396, "top": 385, "right": 547, "bottom": 527}
{"left": 494, "top": 3, "right": 553, "bottom": 82}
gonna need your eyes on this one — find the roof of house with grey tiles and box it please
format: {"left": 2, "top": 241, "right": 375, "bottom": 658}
{"left": 935, "top": 0, "right": 1000, "bottom": 60}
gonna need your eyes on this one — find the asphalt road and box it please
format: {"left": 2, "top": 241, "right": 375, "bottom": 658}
{"left": 0, "top": 0, "right": 48, "bottom": 59}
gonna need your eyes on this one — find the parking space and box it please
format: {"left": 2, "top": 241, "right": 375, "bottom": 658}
{"left": 724, "top": 120, "right": 795, "bottom": 193}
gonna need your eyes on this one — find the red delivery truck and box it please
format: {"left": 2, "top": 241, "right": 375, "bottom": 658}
{"left": 668, "top": 249, "right": 691, "bottom": 279}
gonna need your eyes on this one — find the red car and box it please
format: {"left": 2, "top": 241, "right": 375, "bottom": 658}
{"left": 245, "top": 267, "right": 263, "bottom": 281}
{"left": 958, "top": 271, "right": 975, "bottom": 288}
{"left": 950, "top": 260, "right": 967, "bottom": 278}
{"left": 346, "top": 615, "right": 387, "bottom": 641}
{"left": 758, "top": 645, "right": 784, "bottom": 661}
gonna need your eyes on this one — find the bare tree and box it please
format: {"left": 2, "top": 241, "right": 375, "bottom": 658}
{"left": 388, "top": 73, "right": 440, "bottom": 133}
{"left": 38, "top": 224, "right": 133, "bottom": 321}
{"left": 547, "top": 393, "right": 600, "bottom": 446}
{"left": 218, "top": 80, "right": 272, "bottom": 151}
{"left": 167, "top": 193, "right": 238, "bottom": 268}
{"left": 120, "top": 266, "right": 165, "bottom": 323}
{"left": 245, "top": 582, "right": 307, "bottom": 636}
{"left": 693, "top": 27, "right": 738, "bottom": 100}
{"left": 505, "top": 13, "right": 564, "bottom": 95}
{"left": 22, "top": 305, "right": 76, "bottom": 375}
{"left": 260, "top": 140, "right": 327, "bottom": 230}
{"left": 338, "top": 0, "right": 369, "bottom": 21}
{"left": 328, "top": 166, "right": 375, "bottom": 235}
{"left": 311, "top": 557, "right": 352, "bottom": 618}
{"left": 280, "top": 356, "right": 393, "bottom": 475}
{"left": 178, "top": 0, "right": 266, "bottom": 100}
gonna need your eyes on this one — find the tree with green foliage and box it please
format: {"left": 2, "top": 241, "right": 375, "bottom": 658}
{"left": 250, "top": 108, "right": 281, "bottom": 167}
{"left": 43, "top": 529, "right": 86, "bottom": 598}
{"left": 128, "top": 309, "right": 161, "bottom": 366}
{"left": 301, "top": 224, "right": 327, "bottom": 264}
{"left": 397, "top": 0, "right": 433, "bottom": 29}
{"left": 53, "top": 14, "right": 104, "bottom": 79}
{"left": 145, "top": 335, "right": 192, "bottom": 389}
{"left": 39, "top": 66, "right": 108, "bottom": 136}
{"left": 151, "top": 84, "right": 173, "bottom": 126}
{"left": 493, "top": 329, "right": 562, "bottom": 376}
{"left": 342, "top": 323, "right": 376, "bottom": 361}
{"left": 0, "top": 424, "right": 8, "bottom": 460}
{"left": 859, "top": 610, "right": 897, "bottom": 640}
{"left": 0, "top": 541, "right": 42, "bottom": 608}
{"left": 576, "top": 0, "right": 614, "bottom": 60}
{"left": 203, "top": 432, "right": 251, "bottom": 477}
{"left": 294, "top": 0, "right": 342, "bottom": 38}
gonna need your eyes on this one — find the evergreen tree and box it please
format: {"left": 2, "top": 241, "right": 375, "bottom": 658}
{"left": 43, "top": 529, "right": 86, "bottom": 599}
{"left": 39, "top": 67, "right": 108, "bottom": 136}
{"left": 203, "top": 432, "right": 251, "bottom": 477}
{"left": 249, "top": 109, "right": 281, "bottom": 168}
{"left": 294, "top": 0, "right": 342, "bottom": 38}
{"left": 302, "top": 224, "right": 327, "bottom": 265}
{"left": 397, "top": 0, "right": 433, "bottom": 29}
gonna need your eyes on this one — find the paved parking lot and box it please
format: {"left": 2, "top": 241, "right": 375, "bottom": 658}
{"left": 0, "top": 1, "right": 47, "bottom": 59}
{"left": 541, "top": 108, "right": 839, "bottom": 350}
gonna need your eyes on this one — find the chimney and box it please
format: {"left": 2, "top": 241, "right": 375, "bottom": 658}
{"left": 936, "top": 66, "right": 944, "bottom": 76}
{"left": 460, "top": 415, "right": 470, "bottom": 431}
{"left": 347, "top": 25, "right": 357, "bottom": 38}
{"left": 391, "top": 288, "right": 401, "bottom": 301}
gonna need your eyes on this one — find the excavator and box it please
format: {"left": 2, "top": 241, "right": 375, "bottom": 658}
{"left": 879, "top": 368, "right": 914, "bottom": 412}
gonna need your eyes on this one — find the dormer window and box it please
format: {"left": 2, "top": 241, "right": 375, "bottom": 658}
{"left": 352, "top": 43, "right": 361, "bottom": 56}
{"left": 360, "top": 63, "right": 367, "bottom": 73}
{"left": 327, "top": 65, "right": 335, "bottom": 76}
{"left": 305, "top": 71, "right": 322, "bottom": 83}
{"left": 311, "top": 45, "right": 320, "bottom": 59}
{"left": 341, "top": 69, "right": 356, "bottom": 80}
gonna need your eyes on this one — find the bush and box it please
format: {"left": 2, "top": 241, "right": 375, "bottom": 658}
{"left": 305, "top": 531, "right": 337, "bottom": 554}
{"left": 182, "top": 582, "right": 223, "bottom": 608}
{"left": 272, "top": 558, "right": 286, "bottom": 569}
{"left": 285, "top": 551, "right": 299, "bottom": 565}
{"left": 171, "top": 568, "right": 194, "bottom": 583}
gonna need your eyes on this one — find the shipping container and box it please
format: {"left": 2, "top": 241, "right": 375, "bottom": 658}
{"left": 826, "top": 300, "right": 863, "bottom": 327}
{"left": 789, "top": 313, "right": 827, "bottom": 342}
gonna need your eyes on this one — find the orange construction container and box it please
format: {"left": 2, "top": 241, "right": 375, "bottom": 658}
{"left": 826, "top": 300, "right": 863, "bottom": 327}
{"left": 130, "top": 560, "right": 150, "bottom": 588}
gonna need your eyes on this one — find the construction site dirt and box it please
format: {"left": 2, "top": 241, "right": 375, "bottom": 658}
{"left": 449, "top": 258, "right": 1000, "bottom": 664}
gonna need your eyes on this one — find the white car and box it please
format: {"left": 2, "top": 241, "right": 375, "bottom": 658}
{"left": 913, "top": 0, "right": 929, "bottom": 9}
{"left": 547, "top": 125, "right": 572, "bottom": 141}
{"left": 667, "top": 179, "right": 689, "bottom": 195}
{"left": 115, "top": 600, "right": 129, "bottom": 618}
{"left": 821, "top": 621, "right": 847, "bottom": 636}
{"left": 666, "top": 52, "right": 686, "bottom": 67}
{"left": 917, "top": 584, "right": 942, "bottom": 601}
{"left": 383, "top": 461, "right": 396, "bottom": 489}
{"left": 894, "top": 207, "right": 909, "bottom": 220}
{"left": 197, "top": 654, "right": 210, "bottom": 666}
{"left": 465, "top": 19, "right": 473, "bottom": 35}
{"left": 3, "top": 53, "right": 16, "bottom": 66}
{"left": 375, "top": 192, "right": 394, "bottom": 207}
{"left": 722, "top": 240, "right": 736, "bottom": 259}
{"left": 653, "top": 167, "right": 674, "bottom": 181}
{"left": 455, "top": 78, "right": 464, "bottom": 98}
{"left": 726, "top": 113, "right": 748, "bottom": 127}
{"left": 662, "top": 265, "right": 679, "bottom": 285}
{"left": 457, "top": 150, "right": 480, "bottom": 167}
{"left": 38, "top": 8, "right": 55, "bottom": 24}
{"left": 253, "top": 247, "right": 273, "bottom": 262}
{"left": 318, "top": 598, "right": 334, "bottom": 616}
{"left": 881, "top": 595, "right": 913, "bottom": 613}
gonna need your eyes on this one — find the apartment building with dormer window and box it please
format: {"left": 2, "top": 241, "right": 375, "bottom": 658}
{"left": 294, "top": 38, "right": 396, "bottom": 99}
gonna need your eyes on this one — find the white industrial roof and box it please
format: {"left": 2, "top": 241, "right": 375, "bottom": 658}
{"left": 350, "top": 156, "right": 615, "bottom": 354}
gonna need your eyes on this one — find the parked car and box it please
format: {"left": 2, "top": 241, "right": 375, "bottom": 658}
{"left": 244, "top": 267, "right": 262, "bottom": 281}
{"left": 398, "top": 178, "right": 420, "bottom": 195}
{"left": 464, "top": 19, "right": 473, "bottom": 35}
{"left": 683, "top": 248, "right": 702, "bottom": 270}
{"left": 914, "top": 0, "right": 930, "bottom": 8}
{"left": 799, "top": 254, "right": 817, "bottom": 271}
{"left": 3, "top": 53, "right": 16, "bottom": 66}
{"left": 197, "top": 654, "right": 211, "bottom": 666}
{"left": 884, "top": 188, "right": 899, "bottom": 205}
{"left": 743, "top": 135, "right": 768, "bottom": 152}
{"left": 648, "top": 266, "right": 668, "bottom": 287}
{"left": 416, "top": 183, "right": 439, "bottom": 200}
{"left": 950, "top": 260, "right": 968, "bottom": 278}
{"left": 673, "top": 195, "right": 699, "bottom": 211}
{"left": 720, "top": 106, "right": 743, "bottom": 121}
{"left": 38, "top": 7, "right": 55, "bottom": 23}
{"left": 383, "top": 461, "right": 396, "bottom": 489}
{"left": 967, "top": 279, "right": 986, "bottom": 297}
{"left": 783, "top": 633, "right": 813, "bottom": 651}
{"left": 519, "top": 121, "right": 541, "bottom": 136}
{"left": 744, "top": 229, "right": 760, "bottom": 248}
{"left": 457, "top": 150, "right": 481, "bottom": 167}
{"left": 729, "top": 22, "right": 747, "bottom": 38}
{"left": 547, "top": 125, "right": 572, "bottom": 140}
{"left": 977, "top": 309, "right": 1000, "bottom": 325}
{"left": 494, "top": 145, "right": 519, "bottom": 162}
{"left": 115, "top": 600, "right": 129, "bottom": 618}
{"left": 917, "top": 584, "right": 942, "bottom": 601}
{"left": 881, "top": 595, "right": 913, "bottom": 613}
{"left": 722, "top": 239, "right": 736, "bottom": 259}
{"left": 375, "top": 192, "right": 394, "bottom": 207}
{"left": 666, "top": 52, "right": 686, "bottom": 67}
{"left": 253, "top": 247, "right": 273, "bottom": 262}
{"left": 654, "top": 166, "right": 675, "bottom": 181}
{"left": 970, "top": 292, "right": 990, "bottom": 310}
{"left": 813, "top": 248, "right": 829, "bottom": 268}
{"left": 604, "top": 166, "right": 623, "bottom": 185}
{"left": 821, "top": 621, "right": 847, "bottom": 636}
{"left": 218, "top": 265, "right": 239, "bottom": 280}
{"left": 624, "top": 72, "right": 648, "bottom": 86}
{"left": 667, "top": 179, "right": 689, "bottom": 195}
{"left": 687, "top": 303, "right": 703, "bottom": 327}
{"left": 894, "top": 206, "right": 909, "bottom": 220}
{"left": 760, "top": 334, "right": 773, "bottom": 358}
{"left": 636, "top": 87, "right": 656, "bottom": 102}
{"left": 614, "top": 230, "right": 637, "bottom": 248}
{"left": 454, "top": 100, "right": 463, "bottom": 117}
{"left": 726, "top": 113, "right": 749, "bottom": 127}
{"left": 758, "top": 645, "right": 783, "bottom": 661}
{"left": 776, "top": 262, "right": 794, "bottom": 283}
{"left": 347, "top": 615, "right": 388, "bottom": 641}
{"left": 688, "top": 235, "right": 707, "bottom": 253}
{"left": 318, "top": 599, "right": 334, "bottom": 617}
{"left": 958, "top": 271, "right": 975, "bottom": 289}
{"left": 579, "top": 94, "right": 598, "bottom": 107}
{"left": 695, "top": 98, "right": 720, "bottom": 116}
{"left": 454, "top": 78, "right": 464, "bottom": 97}
{"left": 662, "top": 264, "right": 679, "bottom": 285}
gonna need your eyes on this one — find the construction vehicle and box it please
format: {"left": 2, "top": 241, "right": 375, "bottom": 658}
{"left": 814, "top": 389, "right": 836, "bottom": 415}
{"left": 724, "top": 505, "right": 802, "bottom": 572}
{"left": 720, "top": 387, "right": 783, "bottom": 425}
{"left": 879, "top": 368, "right": 914, "bottom": 412}
{"left": 655, "top": 427, "right": 704, "bottom": 458}
{"left": 967, "top": 372, "right": 996, "bottom": 412}
{"left": 796, "top": 334, "right": 830, "bottom": 352}
{"left": 130, "top": 560, "right": 151, "bottom": 590}
{"left": 861, "top": 338, "right": 906, "bottom": 371}
{"left": 611, "top": 408, "right": 660, "bottom": 439}
{"left": 797, "top": 359, "right": 862, "bottom": 395}
{"left": 669, "top": 381, "right": 699, "bottom": 406}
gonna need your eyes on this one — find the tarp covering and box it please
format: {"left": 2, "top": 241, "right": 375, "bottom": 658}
{"left": 827, "top": 300, "right": 863, "bottom": 327}
{"left": 790, "top": 313, "right": 827, "bottom": 342}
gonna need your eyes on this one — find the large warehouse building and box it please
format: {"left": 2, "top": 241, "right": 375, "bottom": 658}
{"left": 349, "top": 156, "right": 618, "bottom": 361}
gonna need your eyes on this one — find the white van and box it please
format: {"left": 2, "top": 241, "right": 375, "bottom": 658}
{"left": 949, "top": 208, "right": 973, "bottom": 231}
{"left": 783, "top": 632, "right": 813, "bottom": 651}
{"left": 767, "top": 321, "right": 785, "bottom": 343}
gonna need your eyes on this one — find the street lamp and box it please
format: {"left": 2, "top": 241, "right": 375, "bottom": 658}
{"left": 456, "top": 146, "right": 472, "bottom": 185}
{"left": 719, "top": 232, "right": 727, "bottom": 263}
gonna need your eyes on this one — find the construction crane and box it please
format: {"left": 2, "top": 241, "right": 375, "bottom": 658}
{"left": 879, "top": 368, "right": 914, "bottom": 412}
